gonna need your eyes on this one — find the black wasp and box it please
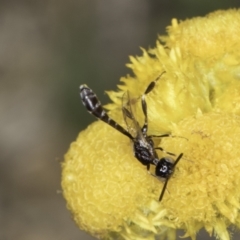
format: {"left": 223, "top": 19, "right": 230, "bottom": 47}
{"left": 80, "top": 73, "right": 183, "bottom": 201}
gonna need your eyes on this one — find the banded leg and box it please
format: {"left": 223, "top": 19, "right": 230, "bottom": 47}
{"left": 150, "top": 133, "right": 188, "bottom": 156}
{"left": 150, "top": 134, "right": 188, "bottom": 141}
{"left": 149, "top": 134, "right": 170, "bottom": 138}
{"left": 155, "top": 147, "right": 176, "bottom": 157}
{"left": 141, "top": 71, "right": 166, "bottom": 135}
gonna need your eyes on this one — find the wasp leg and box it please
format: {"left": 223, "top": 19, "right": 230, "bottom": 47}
{"left": 141, "top": 72, "right": 166, "bottom": 136}
{"left": 154, "top": 147, "right": 176, "bottom": 156}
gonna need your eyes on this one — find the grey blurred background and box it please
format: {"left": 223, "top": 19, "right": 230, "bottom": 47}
{"left": 1, "top": 1, "right": 240, "bottom": 240}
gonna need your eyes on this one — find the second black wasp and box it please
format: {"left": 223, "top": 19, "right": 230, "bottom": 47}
{"left": 80, "top": 73, "right": 183, "bottom": 201}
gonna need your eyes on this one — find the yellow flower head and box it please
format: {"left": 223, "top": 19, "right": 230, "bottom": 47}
{"left": 62, "top": 9, "right": 240, "bottom": 240}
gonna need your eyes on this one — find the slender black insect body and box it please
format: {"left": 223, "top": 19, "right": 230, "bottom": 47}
{"left": 80, "top": 73, "right": 183, "bottom": 201}
{"left": 80, "top": 85, "right": 133, "bottom": 140}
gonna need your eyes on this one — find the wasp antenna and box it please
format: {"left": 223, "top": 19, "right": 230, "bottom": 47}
{"left": 159, "top": 177, "right": 169, "bottom": 201}
{"left": 173, "top": 153, "right": 183, "bottom": 168}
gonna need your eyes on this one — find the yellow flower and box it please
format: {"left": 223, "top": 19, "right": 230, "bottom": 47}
{"left": 62, "top": 9, "right": 240, "bottom": 240}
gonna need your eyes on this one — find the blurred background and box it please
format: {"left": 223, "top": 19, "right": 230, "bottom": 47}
{"left": 1, "top": 1, "right": 240, "bottom": 240}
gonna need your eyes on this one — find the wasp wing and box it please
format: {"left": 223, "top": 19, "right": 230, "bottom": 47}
{"left": 122, "top": 91, "right": 143, "bottom": 139}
